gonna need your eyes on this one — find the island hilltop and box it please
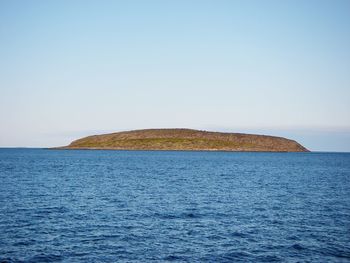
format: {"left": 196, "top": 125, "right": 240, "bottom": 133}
{"left": 59, "top": 128, "right": 309, "bottom": 152}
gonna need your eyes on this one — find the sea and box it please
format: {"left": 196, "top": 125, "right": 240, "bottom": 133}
{"left": 0, "top": 148, "right": 349, "bottom": 262}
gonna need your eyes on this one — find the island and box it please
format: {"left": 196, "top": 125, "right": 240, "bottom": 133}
{"left": 58, "top": 128, "right": 309, "bottom": 152}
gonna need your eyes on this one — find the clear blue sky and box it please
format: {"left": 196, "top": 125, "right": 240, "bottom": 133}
{"left": 1, "top": 0, "right": 349, "bottom": 151}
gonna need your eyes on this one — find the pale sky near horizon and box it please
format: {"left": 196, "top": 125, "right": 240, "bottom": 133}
{"left": 1, "top": 0, "right": 350, "bottom": 151}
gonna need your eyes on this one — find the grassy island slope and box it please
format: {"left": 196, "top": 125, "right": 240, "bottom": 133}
{"left": 61, "top": 128, "right": 308, "bottom": 152}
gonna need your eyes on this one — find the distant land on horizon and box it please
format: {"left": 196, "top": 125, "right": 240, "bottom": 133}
{"left": 57, "top": 128, "right": 309, "bottom": 152}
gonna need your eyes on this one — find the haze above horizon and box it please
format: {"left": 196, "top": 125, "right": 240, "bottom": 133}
{"left": 1, "top": 0, "right": 349, "bottom": 151}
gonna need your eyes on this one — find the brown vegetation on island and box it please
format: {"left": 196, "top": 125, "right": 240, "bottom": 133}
{"left": 59, "top": 129, "right": 309, "bottom": 152}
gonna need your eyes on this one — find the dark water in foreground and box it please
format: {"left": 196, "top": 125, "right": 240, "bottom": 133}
{"left": 0, "top": 149, "right": 350, "bottom": 262}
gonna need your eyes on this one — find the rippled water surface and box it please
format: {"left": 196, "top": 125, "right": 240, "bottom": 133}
{"left": 0, "top": 149, "right": 350, "bottom": 262}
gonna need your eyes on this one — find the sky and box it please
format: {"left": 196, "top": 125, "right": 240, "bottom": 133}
{"left": 0, "top": 0, "right": 349, "bottom": 151}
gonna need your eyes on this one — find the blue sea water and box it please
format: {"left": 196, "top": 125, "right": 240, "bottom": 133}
{"left": 0, "top": 149, "right": 349, "bottom": 262}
